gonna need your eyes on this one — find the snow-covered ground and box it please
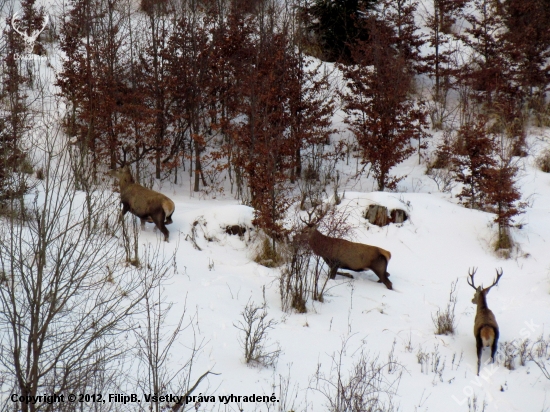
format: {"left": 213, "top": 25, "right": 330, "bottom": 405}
{"left": 131, "top": 126, "right": 550, "bottom": 411}
{"left": 3, "top": 1, "right": 550, "bottom": 411}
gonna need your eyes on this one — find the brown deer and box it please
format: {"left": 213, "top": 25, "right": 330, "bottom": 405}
{"left": 467, "top": 267, "right": 503, "bottom": 375}
{"left": 297, "top": 223, "right": 393, "bottom": 290}
{"left": 111, "top": 165, "right": 175, "bottom": 242}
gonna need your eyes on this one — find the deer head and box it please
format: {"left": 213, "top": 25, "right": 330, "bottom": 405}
{"left": 467, "top": 267, "right": 503, "bottom": 304}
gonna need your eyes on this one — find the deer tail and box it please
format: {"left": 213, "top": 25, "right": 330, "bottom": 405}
{"left": 379, "top": 249, "right": 391, "bottom": 262}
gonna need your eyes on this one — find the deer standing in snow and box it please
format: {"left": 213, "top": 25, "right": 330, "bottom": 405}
{"left": 296, "top": 208, "right": 392, "bottom": 290}
{"left": 111, "top": 165, "right": 175, "bottom": 242}
{"left": 467, "top": 267, "right": 503, "bottom": 375}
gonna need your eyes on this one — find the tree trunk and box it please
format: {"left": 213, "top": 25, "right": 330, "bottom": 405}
{"left": 366, "top": 204, "right": 389, "bottom": 226}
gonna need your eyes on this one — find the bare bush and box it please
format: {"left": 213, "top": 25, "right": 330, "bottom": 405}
{"left": 234, "top": 300, "right": 281, "bottom": 368}
{"left": 432, "top": 279, "right": 458, "bottom": 335}
{"left": 536, "top": 149, "right": 550, "bottom": 173}
{"left": 280, "top": 237, "right": 313, "bottom": 313}
{"left": 134, "top": 243, "right": 217, "bottom": 412}
{"left": 253, "top": 234, "right": 285, "bottom": 268}
{"left": 416, "top": 344, "right": 446, "bottom": 382}
{"left": 468, "top": 394, "right": 487, "bottom": 412}
{"left": 529, "top": 335, "right": 550, "bottom": 381}
{"left": 518, "top": 338, "right": 531, "bottom": 366}
{"left": 271, "top": 365, "right": 302, "bottom": 412}
{"left": 501, "top": 341, "right": 519, "bottom": 370}
{"left": 311, "top": 336, "right": 402, "bottom": 412}
{"left": 488, "top": 336, "right": 550, "bottom": 377}
{"left": 426, "top": 167, "right": 456, "bottom": 193}
{"left": 0, "top": 131, "right": 153, "bottom": 411}
{"left": 417, "top": 346, "right": 429, "bottom": 374}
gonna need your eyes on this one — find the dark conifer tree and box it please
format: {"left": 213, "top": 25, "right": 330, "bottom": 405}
{"left": 423, "top": 0, "right": 467, "bottom": 128}
{"left": 459, "top": 0, "right": 505, "bottom": 107}
{"left": 378, "top": 0, "right": 425, "bottom": 75}
{"left": 299, "top": 0, "right": 377, "bottom": 63}
{"left": 500, "top": 0, "right": 550, "bottom": 106}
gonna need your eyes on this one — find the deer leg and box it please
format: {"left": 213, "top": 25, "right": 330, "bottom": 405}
{"left": 324, "top": 259, "right": 339, "bottom": 279}
{"left": 336, "top": 271, "right": 354, "bottom": 279}
{"left": 476, "top": 336, "right": 483, "bottom": 375}
{"left": 377, "top": 273, "right": 391, "bottom": 281}
{"left": 140, "top": 218, "right": 146, "bottom": 230}
{"left": 121, "top": 203, "right": 130, "bottom": 216}
{"left": 152, "top": 212, "right": 169, "bottom": 242}
{"left": 491, "top": 329, "right": 499, "bottom": 363}
{"left": 371, "top": 256, "right": 393, "bottom": 290}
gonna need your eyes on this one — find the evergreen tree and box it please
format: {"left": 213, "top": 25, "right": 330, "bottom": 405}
{"left": 378, "top": 0, "right": 425, "bottom": 75}
{"left": 299, "top": 0, "right": 377, "bottom": 63}
{"left": 423, "top": 0, "right": 467, "bottom": 128}
{"left": 459, "top": 0, "right": 505, "bottom": 107}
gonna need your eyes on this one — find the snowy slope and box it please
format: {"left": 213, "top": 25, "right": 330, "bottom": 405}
{"left": 137, "top": 151, "right": 550, "bottom": 411}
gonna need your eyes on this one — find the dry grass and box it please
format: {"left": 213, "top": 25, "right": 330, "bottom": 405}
{"left": 253, "top": 235, "right": 285, "bottom": 268}
{"left": 494, "top": 226, "right": 513, "bottom": 258}
{"left": 432, "top": 279, "right": 458, "bottom": 335}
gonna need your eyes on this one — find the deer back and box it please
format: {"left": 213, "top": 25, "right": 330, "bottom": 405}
{"left": 112, "top": 166, "right": 174, "bottom": 217}
{"left": 308, "top": 228, "right": 389, "bottom": 270}
{"left": 473, "top": 291, "right": 498, "bottom": 336}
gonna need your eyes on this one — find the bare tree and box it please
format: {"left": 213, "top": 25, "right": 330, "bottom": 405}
{"left": 133, "top": 243, "right": 217, "bottom": 412}
{"left": 0, "top": 125, "right": 157, "bottom": 412}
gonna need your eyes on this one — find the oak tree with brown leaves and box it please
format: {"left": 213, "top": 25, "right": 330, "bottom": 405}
{"left": 340, "top": 18, "right": 428, "bottom": 191}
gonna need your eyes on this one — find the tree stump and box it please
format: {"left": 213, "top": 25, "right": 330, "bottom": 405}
{"left": 390, "top": 209, "right": 408, "bottom": 224}
{"left": 225, "top": 225, "right": 247, "bottom": 237}
{"left": 366, "top": 205, "right": 409, "bottom": 226}
{"left": 366, "top": 205, "right": 389, "bottom": 226}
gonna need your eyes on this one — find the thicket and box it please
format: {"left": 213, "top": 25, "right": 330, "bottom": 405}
{"left": 2, "top": 0, "right": 543, "bottom": 246}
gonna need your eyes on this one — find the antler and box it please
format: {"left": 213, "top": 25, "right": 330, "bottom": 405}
{"left": 467, "top": 267, "right": 478, "bottom": 290}
{"left": 299, "top": 203, "right": 330, "bottom": 227}
{"left": 11, "top": 12, "right": 25, "bottom": 37}
{"left": 485, "top": 268, "right": 503, "bottom": 292}
{"left": 299, "top": 207, "right": 317, "bottom": 227}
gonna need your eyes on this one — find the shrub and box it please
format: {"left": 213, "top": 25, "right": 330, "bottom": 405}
{"left": 280, "top": 239, "right": 311, "bottom": 313}
{"left": 536, "top": 149, "right": 550, "bottom": 173}
{"left": 234, "top": 300, "right": 280, "bottom": 367}
{"left": 253, "top": 235, "right": 284, "bottom": 268}
{"left": 432, "top": 279, "right": 458, "bottom": 335}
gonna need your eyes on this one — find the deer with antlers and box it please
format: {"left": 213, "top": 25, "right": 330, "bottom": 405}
{"left": 467, "top": 267, "right": 503, "bottom": 375}
{"left": 296, "top": 207, "right": 393, "bottom": 290}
